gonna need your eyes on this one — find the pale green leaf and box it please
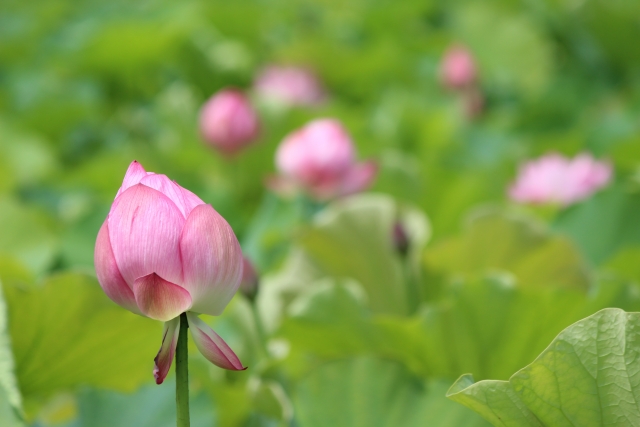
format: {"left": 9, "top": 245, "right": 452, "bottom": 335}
{"left": 294, "top": 357, "right": 490, "bottom": 427}
{"left": 447, "top": 308, "right": 640, "bottom": 427}
{"left": 426, "top": 209, "right": 590, "bottom": 291}
{"left": 2, "top": 271, "right": 161, "bottom": 415}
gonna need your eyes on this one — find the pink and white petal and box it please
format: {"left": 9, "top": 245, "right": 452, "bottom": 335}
{"left": 139, "top": 174, "right": 203, "bottom": 218}
{"left": 179, "top": 205, "right": 243, "bottom": 316}
{"left": 94, "top": 220, "right": 141, "bottom": 315}
{"left": 153, "top": 316, "right": 180, "bottom": 385}
{"left": 108, "top": 184, "right": 184, "bottom": 286}
{"left": 178, "top": 186, "right": 206, "bottom": 216}
{"left": 186, "top": 312, "right": 245, "bottom": 370}
{"left": 338, "top": 160, "right": 378, "bottom": 197}
{"left": 116, "top": 161, "right": 148, "bottom": 198}
{"left": 133, "top": 273, "right": 192, "bottom": 321}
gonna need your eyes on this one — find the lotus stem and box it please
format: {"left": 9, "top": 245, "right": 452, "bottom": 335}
{"left": 176, "top": 312, "right": 190, "bottom": 427}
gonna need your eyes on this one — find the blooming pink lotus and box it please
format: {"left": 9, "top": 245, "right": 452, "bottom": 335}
{"left": 199, "top": 88, "right": 260, "bottom": 155}
{"left": 271, "top": 118, "right": 377, "bottom": 201}
{"left": 94, "top": 161, "right": 246, "bottom": 384}
{"left": 509, "top": 153, "right": 612, "bottom": 206}
{"left": 254, "top": 65, "right": 325, "bottom": 107}
{"left": 439, "top": 45, "right": 478, "bottom": 90}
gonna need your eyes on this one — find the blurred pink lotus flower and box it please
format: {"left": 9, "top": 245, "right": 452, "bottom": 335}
{"left": 271, "top": 118, "right": 377, "bottom": 201}
{"left": 95, "top": 161, "right": 246, "bottom": 384}
{"left": 199, "top": 88, "right": 260, "bottom": 155}
{"left": 239, "top": 256, "right": 259, "bottom": 302}
{"left": 509, "top": 153, "right": 612, "bottom": 206}
{"left": 254, "top": 65, "right": 325, "bottom": 107}
{"left": 439, "top": 45, "right": 478, "bottom": 90}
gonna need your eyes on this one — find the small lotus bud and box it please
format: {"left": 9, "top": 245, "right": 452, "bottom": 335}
{"left": 240, "top": 257, "right": 259, "bottom": 302}
{"left": 199, "top": 88, "right": 260, "bottom": 155}
{"left": 393, "top": 222, "right": 410, "bottom": 257}
{"left": 439, "top": 45, "right": 477, "bottom": 90}
{"left": 254, "top": 65, "right": 326, "bottom": 107}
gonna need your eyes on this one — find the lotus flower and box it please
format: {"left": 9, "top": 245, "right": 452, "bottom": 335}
{"left": 509, "top": 153, "right": 612, "bottom": 206}
{"left": 254, "top": 65, "right": 325, "bottom": 107}
{"left": 199, "top": 88, "right": 260, "bottom": 155}
{"left": 94, "top": 161, "right": 246, "bottom": 384}
{"left": 439, "top": 45, "right": 477, "bottom": 90}
{"left": 270, "top": 118, "right": 377, "bottom": 201}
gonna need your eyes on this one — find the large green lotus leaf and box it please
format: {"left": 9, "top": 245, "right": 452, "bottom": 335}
{"left": 0, "top": 276, "right": 24, "bottom": 426}
{"left": 1, "top": 271, "right": 160, "bottom": 413}
{"left": 426, "top": 209, "right": 590, "bottom": 291}
{"left": 294, "top": 357, "right": 490, "bottom": 427}
{"left": 0, "top": 197, "right": 58, "bottom": 275}
{"left": 280, "top": 276, "right": 640, "bottom": 381}
{"left": 297, "top": 193, "right": 430, "bottom": 316}
{"left": 554, "top": 184, "right": 640, "bottom": 266}
{"left": 447, "top": 308, "right": 640, "bottom": 426}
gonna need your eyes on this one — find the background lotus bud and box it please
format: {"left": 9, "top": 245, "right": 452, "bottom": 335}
{"left": 254, "top": 65, "right": 325, "bottom": 107}
{"left": 392, "top": 222, "right": 410, "bottom": 257}
{"left": 199, "top": 88, "right": 260, "bottom": 155}
{"left": 94, "top": 161, "right": 246, "bottom": 384}
{"left": 508, "top": 153, "right": 612, "bottom": 206}
{"left": 239, "top": 256, "right": 259, "bottom": 302}
{"left": 272, "top": 118, "right": 377, "bottom": 201}
{"left": 439, "top": 45, "right": 478, "bottom": 90}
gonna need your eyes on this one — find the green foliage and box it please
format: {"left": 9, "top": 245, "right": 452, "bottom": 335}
{"left": 426, "top": 209, "right": 590, "bottom": 291}
{"left": 0, "top": 280, "right": 23, "bottom": 427}
{"left": 447, "top": 308, "right": 640, "bottom": 426}
{"left": 0, "top": 268, "right": 160, "bottom": 417}
{"left": 280, "top": 276, "right": 640, "bottom": 381}
{"left": 295, "top": 357, "right": 490, "bottom": 427}
{"left": 1, "top": 0, "right": 639, "bottom": 425}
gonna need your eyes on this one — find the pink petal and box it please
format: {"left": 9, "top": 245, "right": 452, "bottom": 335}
{"left": 108, "top": 184, "right": 185, "bottom": 287}
{"left": 133, "top": 273, "right": 192, "bottom": 321}
{"left": 338, "top": 160, "right": 378, "bottom": 197}
{"left": 94, "top": 220, "right": 141, "bottom": 315}
{"left": 179, "top": 205, "right": 243, "bottom": 316}
{"left": 153, "top": 316, "right": 180, "bottom": 385}
{"left": 116, "top": 161, "right": 148, "bottom": 198}
{"left": 139, "top": 174, "right": 204, "bottom": 218}
{"left": 186, "top": 312, "right": 245, "bottom": 370}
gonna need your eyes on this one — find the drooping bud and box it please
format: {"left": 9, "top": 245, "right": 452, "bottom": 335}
{"left": 239, "top": 256, "right": 259, "bottom": 303}
{"left": 392, "top": 222, "right": 410, "bottom": 257}
{"left": 199, "top": 88, "right": 260, "bottom": 155}
{"left": 439, "top": 45, "right": 477, "bottom": 90}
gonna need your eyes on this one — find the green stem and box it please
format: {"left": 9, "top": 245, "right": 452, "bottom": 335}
{"left": 250, "top": 302, "right": 270, "bottom": 359}
{"left": 176, "top": 313, "right": 190, "bottom": 427}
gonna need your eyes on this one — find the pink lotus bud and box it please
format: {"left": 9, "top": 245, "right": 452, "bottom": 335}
{"left": 95, "top": 161, "right": 246, "bottom": 384}
{"left": 392, "top": 222, "right": 410, "bottom": 257}
{"left": 271, "top": 118, "right": 377, "bottom": 201}
{"left": 239, "top": 256, "right": 259, "bottom": 302}
{"left": 509, "top": 153, "right": 612, "bottom": 206}
{"left": 254, "top": 65, "right": 325, "bottom": 107}
{"left": 199, "top": 88, "right": 260, "bottom": 155}
{"left": 439, "top": 45, "right": 478, "bottom": 90}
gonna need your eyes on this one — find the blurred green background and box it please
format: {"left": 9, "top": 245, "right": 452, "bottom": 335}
{"left": 2, "top": 0, "right": 640, "bottom": 426}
